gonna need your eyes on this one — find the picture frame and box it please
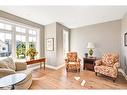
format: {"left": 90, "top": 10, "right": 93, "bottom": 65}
{"left": 46, "top": 38, "right": 54, "bottom": 51}
{"left": 124, "top": 33, "right": 127, "bottom": 46}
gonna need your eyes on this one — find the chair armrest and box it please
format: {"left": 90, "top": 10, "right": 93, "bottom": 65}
{"left": 113, "top": 62, "right": 120, "bottom": 68}
{"left": 77, "top": 58, "right": 81, "bottom": 62}
{"left": 0, "top": 68, "right": 16, "bottom": 78}
{"left": 15, "top": 62, "right": 27, "bottom": 71}
{"left": 95, "top": 59, "right": 102, "bottom": 66}
{"left": 65, "top": 58, "right": 69, "bottom": 62}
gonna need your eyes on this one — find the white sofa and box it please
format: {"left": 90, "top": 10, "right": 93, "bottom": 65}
{"left": 0, "top": 57, "right": 32, "bottom": 89}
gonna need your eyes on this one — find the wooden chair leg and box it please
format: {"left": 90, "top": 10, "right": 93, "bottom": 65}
{"left": 113, "top": 78, "right": 116, "bottom": 83}
{"left": 66, "top": 68, "right": 68, "bottom": 72}
{"left": 79, "top": 68, "right": 80, "bottom": 72}
{"left": 76, "top": 68, "right": 80, "bottom": 72}
{"left": 95, "top": 72, "right": 97, "bottom": 76}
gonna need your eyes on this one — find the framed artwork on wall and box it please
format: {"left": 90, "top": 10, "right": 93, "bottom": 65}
{"left": 124, "top": 33, "right": 127, "bottom": 46}
{"left": 46, "top": 38, "right": 54, "bottom": 51}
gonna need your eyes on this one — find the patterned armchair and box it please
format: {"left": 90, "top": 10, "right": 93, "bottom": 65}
{"left": 94, "top": 53, "right": 119, "bottom": 82}
{"left": 65, "top": 52, "right": 81, "bottom": 72}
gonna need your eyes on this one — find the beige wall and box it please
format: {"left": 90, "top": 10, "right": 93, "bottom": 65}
{"left": 0, "top": 10, "right": 45, "bottom": 57}
{"left": 45, "top": 22, "right": 70, "bottom": 67}
{"left": 1, "top": 10, "right": 122, "bottom": 70}
{"left": 0, "top": 10, "right": 71, "bottom": 68}
{"left": 71, "top": 20, "right": 121, "bottom": 63}
{"left": 45, "top": 22, "right": 57, "bottom": 66}
{"left": 56, "top": 22, "right": 70, "bottom": 66}
{"left": 121, "top": 12, "right": 127, "bottom": 75}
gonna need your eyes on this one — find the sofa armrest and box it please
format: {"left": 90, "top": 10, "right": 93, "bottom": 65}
{"left": 0, "top": 68, "right": 16, "bottom": 78}
{"left": 15, "top": 62, "right": 27, "bottom": 71}
{"left": 95, "top": 59, "right": 102, "bottom": 66}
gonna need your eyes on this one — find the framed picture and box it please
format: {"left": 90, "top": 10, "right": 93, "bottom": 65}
{"left": 124, "top": 33, "right": 127, "bottom": 46}
{"left": 46, "top": 38, "right": 54, "bottom": 51}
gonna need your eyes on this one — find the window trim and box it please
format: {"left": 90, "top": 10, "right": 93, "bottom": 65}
{"left": 0, "top": 18, "right": 40, "bottom": 59}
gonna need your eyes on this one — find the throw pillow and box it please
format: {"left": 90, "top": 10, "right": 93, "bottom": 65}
{"left": 0, "top": 57, "right": 16, "bottom": 70}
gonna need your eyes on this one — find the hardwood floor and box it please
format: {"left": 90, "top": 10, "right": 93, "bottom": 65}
{"left": 30, "top": 66, "right": 127, "bottom": 89}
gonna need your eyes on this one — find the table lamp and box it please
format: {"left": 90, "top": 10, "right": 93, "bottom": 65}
{"left": 87, "top": 42, "right": 95, "bottom": 57}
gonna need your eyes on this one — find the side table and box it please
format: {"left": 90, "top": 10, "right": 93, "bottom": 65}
{"left": 15, "top": 58, "right": 46, "bottom": 69}
{"left": 26, "top": 58, "right": 46, "bottom": 69}
{"left": 83, "top": 57, "right": 96, "bottom": 71}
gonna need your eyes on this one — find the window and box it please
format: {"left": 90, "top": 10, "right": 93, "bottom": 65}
{"left": 0, "top": 32, "right": 12, "bottom": 57}
{"left": 0, "top": 20, "right": 40, "bottom": 59}
{"left": 28, "top": 29, "right": 37, "bottom": 49}
{"left": 29, "top": 30, "right": 36, "bottom": 35}
{"left": 16, "top": 35, "right": 26, "bottom": 59}
{"left": 15, "top": 27, "right": 39, "bottom": 59}
{"left": 16, "top": 26, "right": 26, "bottom": 33}
{"left": 0, "top": 22, "right": 12, "bottom": 30}
{"left": 5, "top": 24, "right": 12, "bottom": 30}
{"left": 0, "top": 23, "right": 4, "bottom": 29}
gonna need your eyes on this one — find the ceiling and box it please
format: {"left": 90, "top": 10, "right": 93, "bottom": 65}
{"left": 0, "top": 6, "right": 127, "bottom": 28}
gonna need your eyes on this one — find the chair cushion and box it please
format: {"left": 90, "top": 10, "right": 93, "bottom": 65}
{"left": 68, "top": 62, "right": 76, "bottom": 64}
{"left": 94, "top": 65, "right": 117, "bottom": 78}
{"left": 102, "top": 53, "right": 119, "bottom": 67}
{"left": 67, "top": 52, "right": 77, "bottom": 62}
{"left": 0, "top": 57, "right": 16, "bottom": 70}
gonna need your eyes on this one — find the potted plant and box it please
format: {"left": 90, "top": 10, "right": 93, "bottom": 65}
{"left": 26, "top": 47, "right": 38, "bottom": 60}
{"left": 16, "top": 42, "right": 26, "bottom": 59}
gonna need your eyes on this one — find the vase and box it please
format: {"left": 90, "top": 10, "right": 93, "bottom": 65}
{"left": 89, "top": 48, "right": 93, "bottom": 57}
{"left": 30, "top": 56, "right": 35, "bottom": 60}
{"left": 85, "top": 53, "right": 88, "bottom": 58}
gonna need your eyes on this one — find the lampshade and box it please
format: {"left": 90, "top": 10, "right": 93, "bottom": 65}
{"left": 87, "top": 42, "right": 95, "bottom": 49}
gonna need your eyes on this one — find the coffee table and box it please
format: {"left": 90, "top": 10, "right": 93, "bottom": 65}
{"left": 0, "top": 73, "right": 27, "bottom": 90}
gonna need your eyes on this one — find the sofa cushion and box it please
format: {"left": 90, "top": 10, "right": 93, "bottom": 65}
{"left": 0, "top": 57, "right": 16, "bottom": 70}
{"left": 15, "top": 62, "right": 27, "bottom": 71}
{"left": 0, "top": 68, "right": 16, "bottom": 78}
{"left": 0, "top": 60, "right": 8, "bottom": 68}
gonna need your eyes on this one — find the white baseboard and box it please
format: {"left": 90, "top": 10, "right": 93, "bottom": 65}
{"left": 46, "top": 64, "right": 65, "bottom": 70}
{"left": 56, "top": 64, "right": 65, "bottom": 69}
{"left": 118, "top": 68, "right": 127, "bottom": 80}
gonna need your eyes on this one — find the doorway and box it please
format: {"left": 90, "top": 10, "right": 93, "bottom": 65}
{"left": 63, "top": 30, "right": 69, "bottom": 57}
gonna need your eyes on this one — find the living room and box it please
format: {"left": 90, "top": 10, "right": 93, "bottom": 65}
{"left": 0, "top": 5, "right": 127, "bottom": 92}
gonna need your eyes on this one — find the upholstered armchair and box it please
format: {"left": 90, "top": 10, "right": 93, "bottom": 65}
{"left": 65, "top": 52, "right": 81, "bottom": 72}
{"left": 94, "top": 53, "right": 119, "bottom": 82}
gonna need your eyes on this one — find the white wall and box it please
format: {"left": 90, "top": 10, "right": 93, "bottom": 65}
{"left": 71, "top": 20, "right": 121, "bottom": 63}
{"left": 121, "top": 12, "right": 127, "bottom": 75}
